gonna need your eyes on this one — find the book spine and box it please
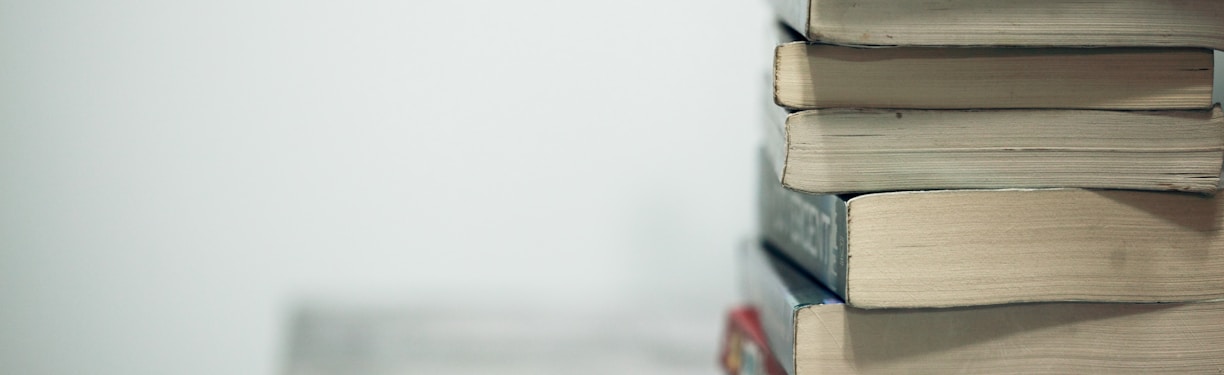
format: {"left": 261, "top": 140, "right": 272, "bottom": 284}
{"left": 757, "top": 150, "right": 849, "bottom": 299}
{"left": 761, "top": 84, "right": 788, "bottom": 181}
{"left": 739, "top": 241, "right": 801, "bottom": 375}
{"left": 1215, "top": 51, "right": 1222, "bottom": 105}
{"left": 739, "top": 241, "right": 844, "bottom": 375}
{"left": 766, "top": 0, "right": 810, "bottom": 41}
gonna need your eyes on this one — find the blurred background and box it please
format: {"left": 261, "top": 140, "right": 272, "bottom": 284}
{"left": 1, "top": 0, "right": 772, "bottom": 374}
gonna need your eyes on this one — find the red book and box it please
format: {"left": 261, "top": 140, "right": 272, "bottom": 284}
{"left": 719, "top": 306, "right": 787, "bottom": 375}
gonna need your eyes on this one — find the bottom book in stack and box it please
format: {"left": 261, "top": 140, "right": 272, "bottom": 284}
{"left": 734, "top": 240, "right": 1224, "bottom": 374}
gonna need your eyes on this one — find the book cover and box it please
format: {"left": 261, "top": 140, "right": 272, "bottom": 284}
{"left": 719, "top": 306, "right": 787, "bottom": 375}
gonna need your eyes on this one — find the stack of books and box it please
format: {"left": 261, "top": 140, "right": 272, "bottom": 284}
{"left": 722, "top": 1, "right": 1224, "bottom": 374}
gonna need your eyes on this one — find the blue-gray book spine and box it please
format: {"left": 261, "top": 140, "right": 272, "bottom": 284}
{"left": 739, "top": 240, "right": 843, "bottom": 375}
{"left": 757, "top": 150, "right": 849, "bottom": 301}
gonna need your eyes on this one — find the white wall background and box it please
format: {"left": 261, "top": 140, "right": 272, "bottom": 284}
{"left": 0, "top": 1, "right": 770, "bottom": 374}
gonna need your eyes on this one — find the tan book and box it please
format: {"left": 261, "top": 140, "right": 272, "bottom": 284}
{"left": 773, "top": 42, "right": 1215, "bottom": 110}
{"left": 741, "top": 240, "right": 1224, "bottom": 374}
{"left": 768, "top": 0, "right": 1224, "bottom": 49}
{"left": 764, "top": 102, "right": 1224, "bottom": 194}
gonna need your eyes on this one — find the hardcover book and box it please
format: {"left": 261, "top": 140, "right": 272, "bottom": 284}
{"left": 740, "top": 239, "right": 1224, "bottom": 374}
{"left": 767, "top": 0, "right": 1224, "bottom": 49}
{"left": 757, "top": 151, "right": 1224, "bottom": 308}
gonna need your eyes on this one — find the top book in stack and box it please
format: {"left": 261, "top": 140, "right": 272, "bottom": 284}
{"left": 770, "top": 0, "right": 1224, "bottom": 49}
{"left": 770, "top": 0, "right": 1221, "bottom": 111}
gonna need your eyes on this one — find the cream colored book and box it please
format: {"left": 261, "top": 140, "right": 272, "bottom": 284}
{"left": 758, "top": 149, "right": 1224, "bottom": 309}
{"left": 767, "top": 0, "right": 1224, "bottom": 49}
{"left": 773, "top": 42, "right": 1216, "bottom": 110}
{"left": 765, "top": 102, "right": 1224, "bottom": 194}
{"left": 741, "top": 241, "right": 1224, "bottom": 374}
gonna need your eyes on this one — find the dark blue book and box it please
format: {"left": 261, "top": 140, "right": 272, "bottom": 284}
{"left": 757, "top": 149, "right": 1224, "bottom": 308}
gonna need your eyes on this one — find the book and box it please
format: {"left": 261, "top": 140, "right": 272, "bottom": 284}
{"left": 719, "top": 306, "right": 787, "bottom": 375}
{"left": 767, "top": 0, "right": 1224, "bottom": 49}
{"left": 740, "top": 239, "right": 1224, "bottom": 374}
{"left": 764, "top": 101, "right": 1224, "bottom": 194}
{"left": 757, "top": 151, "right": 1224, "bottom": 308}
{"left": 773, "top": 40, "right": 1216, "bottom": 110}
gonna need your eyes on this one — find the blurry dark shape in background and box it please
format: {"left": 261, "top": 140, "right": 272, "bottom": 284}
{"left": 282, "top": 296, "right": 715, "bottom": 375}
